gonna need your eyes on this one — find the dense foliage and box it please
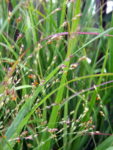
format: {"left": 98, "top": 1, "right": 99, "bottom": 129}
{"left": 0, "top": 0, "right": 113, "bottom": 149}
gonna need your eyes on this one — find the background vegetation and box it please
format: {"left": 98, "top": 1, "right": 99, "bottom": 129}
{"left": 0, "top": 0, "right": 113, "bottom": 149}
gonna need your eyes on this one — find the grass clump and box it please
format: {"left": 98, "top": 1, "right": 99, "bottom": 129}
{"left": 0, "top": 0, "right": 113, "bottom": 150}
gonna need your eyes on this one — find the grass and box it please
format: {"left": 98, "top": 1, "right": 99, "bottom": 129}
{"left": 0, "top": 0, "right": 113, "bottom": 149}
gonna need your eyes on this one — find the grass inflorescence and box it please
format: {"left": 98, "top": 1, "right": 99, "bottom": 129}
{"left": 0, "top": 0, "right": 113, "bottom": 150}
